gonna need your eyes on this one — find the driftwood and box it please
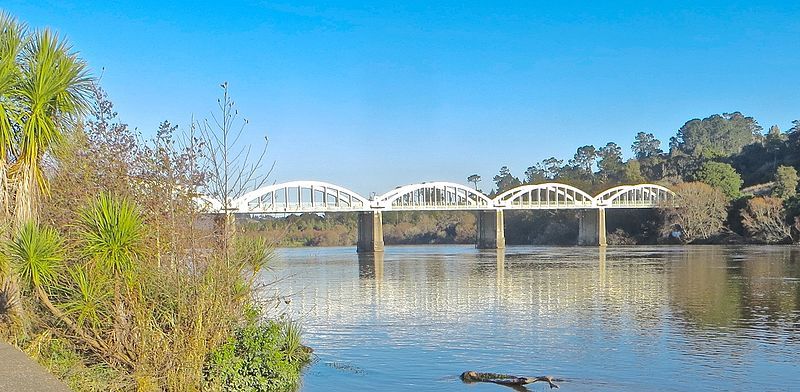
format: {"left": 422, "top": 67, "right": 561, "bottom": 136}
{"left": 460, "top": 371, "right": 562, "bottom": 389}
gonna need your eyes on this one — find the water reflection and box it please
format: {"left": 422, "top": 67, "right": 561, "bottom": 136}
{"left": 357, "top": 252, "right": 384, "bottom": 280}
{"left": 270, "top": 246, "right": 800, "bottom": 392}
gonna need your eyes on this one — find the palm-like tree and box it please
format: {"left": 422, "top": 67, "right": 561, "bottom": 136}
{"left": 4, "top": 221, "right": 63, "bottom": 299}
{"left": 79, "top": 193, "right": 144, "bottom": 280}
{"left": 10, "top": 28, "right": 92, "bottom": 225}
{"left": 0, "top": 13, "right": 25, "bottom": 218}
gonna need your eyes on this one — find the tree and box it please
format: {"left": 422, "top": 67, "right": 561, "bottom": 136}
{"left": 631, "top": 132, "right": 662, "bottom": 159}
{"left": 9, "top": 28, "right": 92, "bottom": 225}
{"left": 740, "top": 196, "right": 791, "bottom": 243}
{"left": 674, "top": 112, "right": 762, "bottom": 158}
{"left": 542, "top": 157, "right": 563, "bottom": 180}
{"left": 773, "top": 165, "right": 798, "bottom": 199}
{"left": 467, "top": 174, "right": 481, "bottom": 190}
{"left": 0, "top": 13, "right": 24, "bottom": 219}
{"left": 568, "top": 145, "right": 597, "bottom": 178}
{"left": 493, "top": 166, "right": 521, "bottom": 194}
{"left": 597, "top": 142, "right": 624, "bottom": 182}
{"left": 695, "top": 161, "right": 743, "bottom": 199}
{"left": 665, "top": 182, "right": 728, "bottom": 241}
{"left": 524, "top": 164, "right": 546, "bottom": 184}
{"left": 765, "top": 125, "right": 786, "bottom": 170}
{"left": 198, "top": 83, "right": 274, "bottom": 256}
{"left": 623, "top": 160, "right": 645, "bottom": 183}
{"left": 639, "top": 154, "right": 666, "bottom": 182}
{"left": 199, "top": 83, "right": 272, "bottom": 212}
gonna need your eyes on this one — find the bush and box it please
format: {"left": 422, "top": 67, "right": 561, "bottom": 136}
{"left": 773, "top": 165, "right": 798, "bottom": 199}
{"left": 664, "top": 182, "right": 729, "bottom": 241}
{"left": 607, "top": 228, "right": 636, "bottom": 245}
{"left": 204, "top": 320, "right": 311, "bottom": 392}
{"left": 695, "top": 161, "right": 743, "bottom": 199}
{"left": 740, "top": 196, "right": 791, "bottom": 243}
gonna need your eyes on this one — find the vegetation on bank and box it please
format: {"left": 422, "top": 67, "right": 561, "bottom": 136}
{"left": 247, "top": 114, "right": 800, "bottom": 247}
{"left": 0, "top": 12, "right": 308, "bottom": 391}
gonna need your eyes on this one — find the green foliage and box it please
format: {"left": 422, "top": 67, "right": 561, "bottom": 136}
{"left": 631, "top": 132, "right": 662, "bottom": 159}
{"left": 773, "top": 165, "right": 798, "bottom": 199}
{"left": 29, "top": 335, "right": 124, "bottom": 392}
{"left": 232, "top": 236, "right": 271, "bottom": 277}
{"left": 4, "top": 222, "right": 63, "bottom": 289}
{"left": 78, "top": 193, "right": 144, "bottom": 278}
{"left": 1, "top": 13, "right": 306, "bottom": 390}
{"left": 695, "top": 161, "right": 743, "bottom": 199}
{"left": 466, "top": 174, "right": 481, "bottom": 190}
{"left": 675, "top": 112, "right": 761, "bottom": 157}
{"left": 205, "top": 320, "right": 310, "bottom": 392}
{"left": 597, "top": 142, "right": 624, "bottom": 182}
{"left": 10, "top": 26, "right": 92, "bottom": 224}
{"left": 62, "top": 265, "right": 110, "bottom": 329}
{"left": 493, "top": 166, "right": 521, "bottom": 194}
{"left": 0, "top": 12, "right": 25, "bottom": 159}
{"left": 623, "top": 160, "right": 645, "bottom": 183}
{"left": 568, "top": 145, "right": 597, "bottom": 179}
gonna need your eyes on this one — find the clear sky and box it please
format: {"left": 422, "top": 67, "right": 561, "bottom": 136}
{"left": 4, "top": 1, "right": 800, "bottom": 195}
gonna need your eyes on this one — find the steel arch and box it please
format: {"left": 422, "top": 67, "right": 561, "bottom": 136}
{"left": 231, "top": 180, "right": 371, "bottom": 213}
{"left": 494, "top": 183, "right": 596, "bottom": 209}
{"left": 376, "top": 182, "right": 493, "bottom": 210}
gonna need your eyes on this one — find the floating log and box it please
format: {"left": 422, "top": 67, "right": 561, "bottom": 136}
{"left": 460, "top": 371, "right": 561, "bottom": 389}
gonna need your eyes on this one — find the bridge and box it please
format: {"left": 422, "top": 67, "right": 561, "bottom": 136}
{"left": 204, "top": 181, "right": 675, "bottom": 252}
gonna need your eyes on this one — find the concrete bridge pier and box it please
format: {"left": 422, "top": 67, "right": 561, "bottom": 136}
{"left": 578, "top": 208, "right": 607, "bottom": 246}
{"left": 357, "top": 211, "right": 384, "bottom": 253}
{"left": 477, "top": 209, "right": 505, "bottom": 249}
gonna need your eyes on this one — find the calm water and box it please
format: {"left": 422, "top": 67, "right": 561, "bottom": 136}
{"left": 262, "top": 245, "right": 800, "bottom": 391}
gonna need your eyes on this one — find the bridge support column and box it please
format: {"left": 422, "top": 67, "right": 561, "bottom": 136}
{"left": 477, "top": 210, "right": 505, "bottom": 249}
{"left": 357, "top": 211, "right": 384, "bottom": 253}
{"left": 578, "top": 208, "right": 607, "bottom": 246}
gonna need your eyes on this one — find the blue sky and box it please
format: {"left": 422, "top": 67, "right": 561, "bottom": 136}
{"left": 4, "top": 1, "right": 800, "bottom": 195}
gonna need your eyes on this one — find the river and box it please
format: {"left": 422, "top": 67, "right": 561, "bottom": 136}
{"left": 262, "top": 245, "right": 800, "bottom": 391}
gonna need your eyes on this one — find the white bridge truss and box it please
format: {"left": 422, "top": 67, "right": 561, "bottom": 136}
{"left": 233, "top": 181, "right": 371, "bottom": 213}
{"left": 494, "top": 183, "right": 595, "bottom": 209}
{"left": 594, "top": 184, "right": 675, "bottom": 208}
{"left": 205, "top": 181, "right": 676, "bottom": 214}
{"left": 377, "top": 182, "right": 493, "bottom": 211}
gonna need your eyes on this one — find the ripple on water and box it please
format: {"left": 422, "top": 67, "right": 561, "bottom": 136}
{"left": 266, "top": 245, "right": 800, "bottom": 392}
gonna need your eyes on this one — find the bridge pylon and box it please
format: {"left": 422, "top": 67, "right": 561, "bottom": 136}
{"left": 477, "top": 210, "right": 505, "bottom": 249}
{"left": 357, "top": 211, "right": 385, "bottom": 253}
{"left": 578, "top": 208, "right": 607, "bottom": 246}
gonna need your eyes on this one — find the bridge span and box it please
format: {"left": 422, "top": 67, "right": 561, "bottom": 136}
{"left": 203, "top": 180, "right": 675, "bottom": 252}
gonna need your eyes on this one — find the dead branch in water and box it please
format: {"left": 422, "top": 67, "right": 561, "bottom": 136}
{"left": 461, "top": 371, "right": 563, "bottom": 389}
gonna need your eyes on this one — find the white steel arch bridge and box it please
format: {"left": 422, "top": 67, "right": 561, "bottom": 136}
{"left": 206, "top": 180, "right": 675, "bottom": 214}
{"left": 203, "top": 180, "right": 676, "bottom": 251}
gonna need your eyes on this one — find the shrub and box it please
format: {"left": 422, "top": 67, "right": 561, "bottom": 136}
{"left": 695, "top": 161, "right": 743, "bottom": 199}
{"left": 740, "top": 196, "right": 791, "bottom": 243}
{"left": 773, "top": 165, "right": 798, "bottom": 199}
{"left": 664, "top": 182, "right": 729, "bottom": 241}
{"left": 204, "top": 320, "right": 311, "bottom": 391}
{"left": 607, "top": 228, "right": 636, "bottom": 245}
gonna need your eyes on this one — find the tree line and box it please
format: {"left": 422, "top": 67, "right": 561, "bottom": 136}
{"left": 479, "top": 112, "right": 800, "bottom": 244}
{"left": 249, "top": 112, "right": 800, "bottom": 247}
